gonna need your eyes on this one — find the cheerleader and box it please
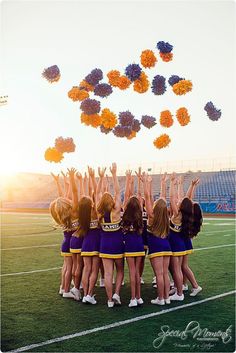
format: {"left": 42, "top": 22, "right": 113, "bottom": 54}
{"left": 81, "top": 167, "right": 101, "bottom": 304}
{"left": 97, "top": 163, "right": 124, "bottom": 308}
{"left": 143, "top": 173, "right": 172, "bottom": 305}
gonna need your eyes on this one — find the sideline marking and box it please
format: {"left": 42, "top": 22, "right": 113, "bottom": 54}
{"left": 6, "top": 290, "right": 235, "bottom": 353}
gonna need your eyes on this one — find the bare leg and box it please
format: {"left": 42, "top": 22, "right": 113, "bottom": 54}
{"left": 170, "top": 256, "right": 183, "bottom": 295}
{"left": 82, "top": 257, "right": 92, "bottom": 296}
{"left": 61, "top": 259, "right": 66, "bottom": 289}
{"left": 114, "top": 258, "right": 124, "bottom": 295}
{"left": 135, "top": 257, "right": 142, "bottom": 299}
{"left": 102, "top": 258, "right": 114, "bottom": 301}
{"left": 75, "top": 254, "right": 83, "bottom": 289}
{"left": 182, "top": 255, "right": 198, "bottom": 288}
{"left": 100, "top": 261, "right": 105, "bottom": 280}
{"left": 64, "top": 256, "right": 73, "bottom": 292}
{"left": 126, "top": 257, "right": 136, "bottom": 299}
{"left": 163, "top": 256, "right": 170, "bottom": 299}
{"left": 72, "top": 253, "right": 77, "bottom": 285}
{"left": 88, "top": 256, "right": 100, "bottom": 296}
{"left": 151, "top": 257, "right": 164, "bottom": 300}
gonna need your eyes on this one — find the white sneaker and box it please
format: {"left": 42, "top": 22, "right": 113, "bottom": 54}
{"left": 183, "top": 284, "right": 189, "bottom": 291}
{"left": 107, "top": 300, "right": 114, "bottom": 308}
{"left": 153, "top": 284, "right": 157, "bottom": 288}
{"left": 152, "top": 276, "right": 156, "bottom": 284}
{"left": 136, "top": 298, "right": 144, "bottom": 305}
{"left": 84, "top": 295, "right": 97, "bottom": 304}
{"left": 165, "top": 298, "right": 171, "bottom": 304}
{"left": 99, "top": 278, "right": 105, "bottom": 287}
{"left": 151, "top": 298, "right": 165, "bottom": 305}
{"left": 82, "top": 296, "right": 87, "bottom": 303}
{"left": 63, "top": 291, "right": 75, "bottom": 299}
{"left": 112, "top": 293, "right": 121, "bottom": 305}
{"left": 59, "top": 285, "right": 65, "bottom": 295}
{"left": 140, "top": 277, "right": 145, "bottom": 284}
{"left": 128, "top": 299, "right": 138, "bottom": 307}
{"left": 169, "top": 287, "right": 176, "bottom": 296}
{"left": 169, "top": 293, "right": 184, "bottom": 301}
{"left": 71, "top": 287, "right": 81, "bottom": 301}
{"left": 190, "top": 286, "right": 202, "bottom": 297}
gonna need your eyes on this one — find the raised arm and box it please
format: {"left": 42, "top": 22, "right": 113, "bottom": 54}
{"left": 177, "top": 175, "right": 184, "bottom": 204}
{"left": 105, "top": 175, "right": 110, "bottom": 193}
{"left": 135, "top": 167, "right": 143, "bottom": 207}
{"left": 76, "top": 172, "right": 84, "bottom": 199}
{"left": 61, "top": 171, "right": 70, "bottom": 198}
{"left": 51, "top": 173, "right": 63, "bottom": 197}
{"left": 110, "top": 163, "right": 121, "bottom": 210}
{"left": 67, "top": 168, "right": 79, "bottom": 211}
{"left": 88, "top": 166, "right": 97, "bottom": 196}
{"left": 170, "top": 173, "right": 179, "bottom": 217}
{"left": 96, "top": 167, "right": 106, "bottom": 205}
{"left": 143, "top": 173, "right": 153, "bottom": 217}
{"left": 186, "top": 178, "right": 200, "bottom": 200}
{"left": 124, "top": 170, "right": 132, "bottom": 207}
{"left": 160, "top": 173, "right": 168, "bottom": 200}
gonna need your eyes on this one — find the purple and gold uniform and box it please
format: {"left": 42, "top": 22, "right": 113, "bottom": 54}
{"left": 61, "top": 229, "right": 73, "bottom": 256}
{"left": 99, "top": 212, "right": 124, "bottom": 259}
{"left": 81, "top": 220, "right": 101, "bottom": 256}
{"left": 168, "top": 220, "right": 186, "bottom": 256}
{"left": 69, "top": 220, "right": 84, "bottom": 254}
{"left": 123, "top": 225, "right": 145, "bottom": 257}
{"left": 182, "top": 236, "right": 193, "bottom": 255}
{"left": 147, "top": 225, "right": 172, "bottom": 258}
{"left": 142, "top": 207, "right": 148, "bottom": 251}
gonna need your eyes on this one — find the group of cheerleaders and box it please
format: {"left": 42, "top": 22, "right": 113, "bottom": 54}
{"left": 50, "top": 163, "right": 203, "bottom": 308}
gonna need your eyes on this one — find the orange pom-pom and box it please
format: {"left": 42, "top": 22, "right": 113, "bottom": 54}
{"left": 107, "top": 70, "right": 121, "bottom": 87}
{"left": 44, "top": 147, "right": 64, "bottom": 163}
{"left": 117, "top": 76, "right": 131, "bottom": 90}
{"left": 176, "top": 107, "right": 191, "bottom": 126}
{"left": 101, "top": 108, "right": 117, "bottom": 129}
{"left": 79, "top": 80, "right": 94, "bottom": 92}
{"left": 127, "top": 131, "right": 136, "bottom": 140}
{"left": 173, "top": 80, "right": 192, "bottom": 95}
{"left": 68, "top": 86, "right": 89, "bottom": 101}
{"left": 160, "top": 110, "right": 174, "bottom": 128}
{"left": 140, "top": 49, "right": 157, "bottom": 68}
{"left": 80, "top": 113, "right": 101, "bottom": 128}
{"left": 153, "top": 134, "right": 171, "bottom": 149}
{"left": 160, "top": 52, "right": 173, "bottom": 62}
{"left": 133, "top": 72, "right": 149, "bottom": 93}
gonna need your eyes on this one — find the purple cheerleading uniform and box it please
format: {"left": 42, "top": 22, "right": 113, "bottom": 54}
{"left": 168, "top": 220, "right": 186, "bottom": 256}
{"left": 182, "top": 235, "right": 193, "bottom": 255}
{"left": 99, "top": 212, "right": 124, "bottom": 259}
{"left": 81, "top": 220, "right": 101, "bottom": 256}
{"left": 69, "top": 219, "right": 83, "bottom": 254}
{"left": 142, "top": 208, "right": 148, "bottom": 251}
{"left": 147, "top": 226, "right": 172, "bottom": 258}
{"left": 61, "top": 230, "right": 73, "bottom": 256}
{"left": 124, "top": 227, "right": 145, "bottom": 257}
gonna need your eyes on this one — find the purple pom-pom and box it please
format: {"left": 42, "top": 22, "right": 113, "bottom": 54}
{"left": 94, "top": 83, "right": 113, "bottom": 98}
{"left": 125, "top": 64, "right": 142, "bottom": 82}
{"left": 168, "top": 75, "right": 184, "bottom": 86}
{"left": 80, "top": 98, "right": 101, "bottom": 115}
{"left": 113, "top": 125, "right": 132, "bottom": 138}
{"left": 132, "top": 119, "right": 141, "bottom": 132}
{"left": 157, "top": 41, "right": 173, "bottom": 53}
{"left": 85, "top": 68, "right": 103, "bottom": 86}
{"left": 119, "top": 111, "right": 134, "bottom": 126}
{"left": 42, "top": 65, "right": 60, "bottom": 81}
{"left": 141, "top": 115, "right": 157, "bottom": 128}
{"left": 204, "top": 102, "right": 222, "bottom": 121}
{"left": 151, "top": 75, "right": 166, "bottom": 95}
{"left": 100, "top": 125, "right": 112, "bottom": 134}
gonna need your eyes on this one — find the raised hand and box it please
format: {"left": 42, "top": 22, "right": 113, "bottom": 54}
{"left": 170, "top": 172, "right": 177, "bottom": 182}
{"left": 67, "top": 167, "right": 77, "bottom": 177}
{"left": 125, "top": 169, "right": 132, "bottom": 177}
{"left": 109, "top": 162, "right": 117, "bottom": 175}
{"left": 61, "top": 170, "right": 67, "bottom": 178}
{"left": 147, "top": 175, "right": 152, "bottom": 183}
{"left": 177, "top": 175, "right": 183, "bottom": 184}
{"left": 98, "top": 167, "right": 106, "bottom": 178}
{"left": 51, "top": 173, "right": 60, "bottom": 182}
{"left": 87, "top": 166, "right": 95, "bottom": 178}
{"left": 76, "top": 172, "right": 82, "bottom": 181}
{"left": 192, "top": 178, "right": 200, "bottom": 186}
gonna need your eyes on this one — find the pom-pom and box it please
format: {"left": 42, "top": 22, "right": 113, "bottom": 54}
{"left": 101, "top": 108, "right": 117, "bottom": 129}
{"left": 141, "top": 115, "right": 157, "bottom": 128}
{"left": 132, "top": 119, "right": 141, "bottom": 132}
{"left": 113, "top": 125, "right": 132, "bottom": 138}
{"left": 176, "top": 107, "right": 191, "bottom": 126}
{"left": 100, "top": 125, "right": 112, "bottom": 134}
{"left": 156, "top": 41, "right": 173, "bottom": 53}
{"left": 204, "top": 102, "right": 222, "bottom": 121}
{"left": 160, "top": 110, "right": 174, "bottom": 128}
{"left": 119, "top": 111, "right": 134, "bottom": 126}
{"left": 55, "top": 137, "right": 76, "bottom": 153}
{"left": 42, "top": 65, "right": 60, "bottom": 83}
{"left": 80, "top": 98, "right": 101, "bottom": 115}
{"left": 152, "top": 75, "right": 166, "bottom": 95}
{"left": 94, "top": 83, "right": 113, "bottom": 98}
{"left": 117, "top": 76, "right": 131, "bottom": 90}
{"left": 79, "top": 80, "right": 94, "bottom": 92}
{"left": 160, "top": 52, "right": 173, "bottom": 62}
{"left": 140, "top": 50, "right": 157, "bottom": 68}
{"left": 173, "top": 80, "right": 192, "bottom": 95}
{"left": 127, "top": 131, "right": 136, "bottom": 140}
{"left": 85, "top": 68, "right": 103, "bottom": 86}
{"left": 68, "top": 87, "right": 89, "bottom": 101}
{"left": 168, "top": 75, "right": 184, "bottom": 86}
{"left": 153, "top": 134, "right": 171, "bottom": 149}
{"left": 44, "top": 147, "right": 64, "bottom": 163}
{"left": 80, "top": 113, "right": 101, "bottom": 128}
{"left": 125, "top": 64, "right": 142, "bottom": 82}
{"left": 107, "top": 70, "right": 121, "bottom": 87}
{"left": 133, "top": 72, "right": 149, "bottom": 93}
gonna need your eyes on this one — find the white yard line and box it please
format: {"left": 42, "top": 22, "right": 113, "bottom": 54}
{"left": 1, "top": 244, "right": 60, "bottom": 251}
{"left": 6, "top": 290, "right": 235, "bottom": 353}
{"left": 194, "top": 243, "right": 235, "bottom": 251}
{"left": 202, "top": 228, "right": 235, "bottom": 235}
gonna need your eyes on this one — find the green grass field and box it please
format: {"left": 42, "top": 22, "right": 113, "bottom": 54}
{"left": 1, "top": 213, "right": 235, "bottom": 352}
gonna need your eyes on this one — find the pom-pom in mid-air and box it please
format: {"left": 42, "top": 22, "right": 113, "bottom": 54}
{"left": 140, "top": 49, "right": 157, "bottom": 68}
{"left": 141, "top": 115, "right": 157, "bottom": 129}
{"left": 172, "top": 80, "right": 192, "bottom": 95}
{"left": 153, "top": 134, "right": 171, "bottom": 149}
{"left": 42, "top": 65, "right": 60, "bottom": 83}
{"left": 80, "top": 98, "right": 101, "bottom": 115}
{"left": 125, "top": 64, "right": 142, "bottom": 81}
{"left": 204, "top": 102, "right": 222, "bottom": 121}
{"left": 94, "top": 83, "right": 113, "bottom": 98}
{"left": 160, "top": 110, "right": 174, "bottom": 128}
{"left": 68, "top": 87, "right": 89, "bottom": 101}
{"left": 133, "top": 72, "right": 149, "bottom": 93}
{"left": 44, "top": 147, "right": 64, "bottom": 163}
{"left": 55, "top": 137, "right": 76, "bottom": 153}
{"left": 157, "top": 41, "right": 173, "bottom": 62}
{"left": 100, "top": 108, "right": 117, "bottom": 129}
{"left": 85, "top": 68, "right": 103, "bottom": 86}
{"left": 176, "top": 107, "right": 191, "bottom": 126}
{"left": 152, "top": 75, "right": 166, "bottom": 95}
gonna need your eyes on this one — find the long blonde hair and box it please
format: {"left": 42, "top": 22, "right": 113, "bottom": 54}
{"left": 49, "top": 197, "right": 72, "bottom": 230}
{"left": 97, "top": 192, "right": 115, "bottom": 221}
{"left": 77, "top": 196, "right": 92, "bottom": 237}
{"left": 150, "top": 198, "right": 169, "bottom": 238}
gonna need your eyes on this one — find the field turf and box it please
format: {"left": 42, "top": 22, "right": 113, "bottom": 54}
{"left": 1, "top": 213, "right": 235, "bottom": 352}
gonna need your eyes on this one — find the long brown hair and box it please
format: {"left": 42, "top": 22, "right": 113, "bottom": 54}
{"left": 150, "top": 198, "right": 169, "bottom": 238}
{"left": 77, "top": 196, "right": 92, "bottom": 237}
{"left": 190, "top": 203, "right": 203, "bottom": 238}
{"left": 49, "top": 197, "right": 72, "bottom": 230}
{"left": 97, "top": 192, "right": 115, "bottom": 221}
{"left": 122, "top": 196, "right": 143, "bottom": 234}
{"left": 180, "top": 197, "right": 194, "bottom": 237}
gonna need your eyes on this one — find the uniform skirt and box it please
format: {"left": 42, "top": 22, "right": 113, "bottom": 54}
{"left": 147, "top": 232, "right": 172, "bottom": 258}
{"left": 70, "top": 234, "right": 83, "bottom": 254}
{"left": 168, "top": 230, "right": 186, "bottom": 256}
{"left": 99, "top": 230, "right": 124, "bottom": 259}
{"left": 81, "top": 228, "right": 101, "bottom": 256}
{"left": 61, "top": 231, "right": 73, "bottom": 256}
{"left": 182, "top": 236, "right": 193, "bottom": 255}
{"left": 124, "top": 232, "right": 145, "bottom": 257}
